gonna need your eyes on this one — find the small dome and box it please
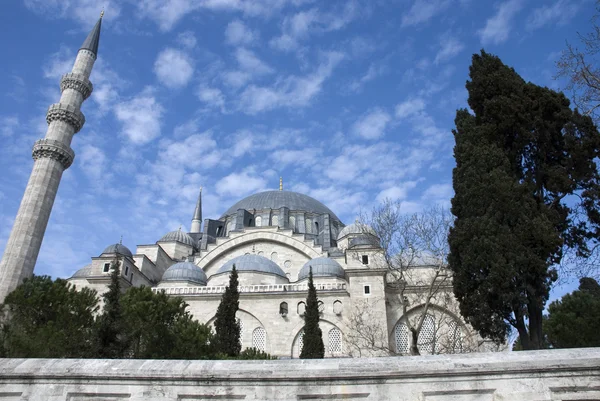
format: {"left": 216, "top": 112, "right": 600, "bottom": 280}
{"left": 217, "top": 254, "right": 286, "bottom": 278}
{"left": 159, "top": 229, "right": 195, "bottom": 247}
{"left": 162, "top": 262, "right": 207, "bottom": 285}
{"left": 298, "top": 257, "right": 345, "bottom": 281}
{"left": 102, "top": 243, "right": 133, "bottom": 258}
{"left": 71, "top": 264, "right": 92, "bottom": 279}
{"left": 337, "top": 222, "right": 376, "bottom": 240}
{"left": 349, "top": 234, "right": 380, "bottom": 249}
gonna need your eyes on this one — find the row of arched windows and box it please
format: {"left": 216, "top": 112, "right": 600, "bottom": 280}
{"left": 394, "top": 315, "right": 464, "bottom": 355}
{"left": 226, "top": 215, "right": 322, "bottom": 234}
{"left": 241, "top": 326, "right": 344, "bottom": 355}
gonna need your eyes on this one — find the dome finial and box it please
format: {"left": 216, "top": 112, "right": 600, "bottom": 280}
{"left": 119, "top": 235, "right": 122, "bottom": 245}
{"left": 279, "top": 177, "right": 283, "bottom": 191}
{"left": 100, "top": 9, "right": 104, "bottom": 18}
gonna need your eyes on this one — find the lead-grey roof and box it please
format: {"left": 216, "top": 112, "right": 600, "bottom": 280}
{"left": 162, "top": 262, "right": 207, "bottom": 285}
{"left": 221, "top": 191, "right": 341, "bottom": 222}
{"left": 71, "top": 264, "right": 92, "bottom": 279}
{"left": 102, "top": 243, "right": 133, "bottom": 258}
{"left": 159, "top": 230, "right": 195, "bottom": 247}
{"left": 337, "top": 222, "right": 376, "bottom": 240}
{"left": 349, "top": 234, "right": 380, "bottom": 249}
{"left": 298, "top": 257, "right": 346, "bottom": 281}
{"left": 80, "top": 17, "right": 102, "bottom": 56}
{"left": 216, "top": 254, "right": 287, "bottom": 278}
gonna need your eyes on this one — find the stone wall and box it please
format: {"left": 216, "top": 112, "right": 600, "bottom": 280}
{"left": 0, "top": 348, "right": 598, "bottom": 400}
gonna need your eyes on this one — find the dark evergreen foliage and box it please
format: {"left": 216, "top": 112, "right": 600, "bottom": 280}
{"left": 545, "top": 278, "right": 600, "bottom": 348}
{"left": 300, "top": 268, "right": 324, "bottom": 359}
{"left": 213, "top": 265, "right": 241, "bottom": 357}
{"left": 0, "top": 275, "right": 98, "bottom": 358}
{"left": 95, "top": 260, "right": 129, "bottom": 358}
{"left": 449, "top": 50, "right": 600, "bottom": 349}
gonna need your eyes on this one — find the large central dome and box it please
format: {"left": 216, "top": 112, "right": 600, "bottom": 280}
{"left": 221, "top": 190, "right": 341, "bottom": 222}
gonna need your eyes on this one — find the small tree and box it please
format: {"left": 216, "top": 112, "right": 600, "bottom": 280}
{"left": 300, "top": 267, "right": 324, "bottom": 359}
{"left": 0, "top": 275, "right": 98, "bottom": 358}
{"left": 95, "top": 259, "right": 128, "bottom": 358}
{"left": 214, "top": 265, "right": 241, "bottom": 357}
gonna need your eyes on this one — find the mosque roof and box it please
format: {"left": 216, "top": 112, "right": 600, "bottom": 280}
{"left": 159, "top": 229, "right": 195, "bottom": 247}
{"left": 102, "top": 243, "right": 133, "bottom": 258}
{"left": 162, "top": 262, "right": 207, "bottom": 285}
{"left": 71, "top": 264, "right": 92, "bottom": 279}
{"left": 216, "top": 254, "right": 287, "bottom": 278}
{"left": 298, "top": 257, "right": 346, "bottom": 281}
{"left": 337, "top": 222, "right": 376, "bottom": 240}
{"left": 221, "top": 190, "right": 341, "bottom": 222}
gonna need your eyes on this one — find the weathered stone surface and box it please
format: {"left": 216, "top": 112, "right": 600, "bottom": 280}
{"left": 0, "top": 348, "right": 598, "bottom": 400}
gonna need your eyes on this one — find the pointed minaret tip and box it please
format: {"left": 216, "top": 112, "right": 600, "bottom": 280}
{"left": 190, "top": 186, "right": 203, "bottom": 233}
{"left": 80, "top": 13, "right": 103, "bottom": 56}
{"left": 100, "top": 9, "right": 105, "bottom": 19}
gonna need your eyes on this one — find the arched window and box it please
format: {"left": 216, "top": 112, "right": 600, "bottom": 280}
{"left": 394, "top": 323, "right": 410, "bottom": 354}
{"left": 449, "top": 320, "right": 463, "bottom": 353}
{"left": 297, "top": 301, "right": 306, "bottom": 316}
{"left": 328, "top": 328, "right": 342, "bottom": 353}
{"left": 252, "top": 327, "right": 266, "bottom": 352}
{"left": 255, "top": 216, "right": 262, "bottom": 227}
{"left": 289, "top": 216, "right": 296, "bottom": 230}
{"left": 417, "top": 314, "right": 436, "bottom": 355}
{"left": 296, "top": 330, "right": 304, "bottom": 355}
{"left": 279, "top": 302, "right": 288, "bottom": 316}
{"left": 318, "top": 300, "right": 324, "bottom": 313}
{"left": 305, "top": 219, "right": 313, "bottom": 234}
{"left": 315, "top": 221, "right": 319, "bottom": 234}
{"left": 272, "top": 215, "right": 279, "bottom": 227}
{"left": 333, "top": 300, "right": 343, "bottom": 315}
{"left": 237, "top": 318, "right": 244, "bottom": 348}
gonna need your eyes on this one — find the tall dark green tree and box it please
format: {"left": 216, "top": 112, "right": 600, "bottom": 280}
{"left": 0, "top": 275, "right": 98, "bottom": 358}
{"left": 213, "top": 265, "right": 241, "bottom": 357}
{"left": 545, "top": 277, "right": 600, "bottom": 348}
{"left": 449, "top": 50, "right": 600, "bottom": 350}
{"left": 300, "top": 267, "right": 324, "bottom": 359}
{"left": 95, "top": 260, "right": 128, "bottom": 358}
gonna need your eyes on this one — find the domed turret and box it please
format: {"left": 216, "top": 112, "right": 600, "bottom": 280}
{"left": 161, "top": 262, "right": 207, "bottom": 285}
{"left": 216, "top": 254, "right": 286, "bottom": 278}
{"left": 102, "top": 243, "right": 133, "bottom": 258}
{"left": 337, "top": 222, "right": 376, "bottom": 240}
{"left": 159, "top": 229, "right": 195, "bottom": 247}
{"left": 70, "top": 264, "right": 92, "bottom": 279}
{"left": 298, "top": 257, "right": 345, "bottom": 281}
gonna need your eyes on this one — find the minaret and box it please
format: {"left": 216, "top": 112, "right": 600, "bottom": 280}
{"left": 190, "top": 187, "right": 203, "bottom": 233}
{"left": 0, "top": 14, "right": 103, "bottom": 302}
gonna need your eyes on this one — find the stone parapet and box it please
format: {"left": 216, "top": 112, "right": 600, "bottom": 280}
{"left": 46, "top": 103, "right": 85, "bottom": 133}
{"left": 0, "top": 348, "right": 598, "bottom": 400}
{"left": 154, "top": 282, "right": 347, "bottom": 296}
{"left": 32, "top": 139, "right": 75, "bottom": 169}
{"left": 60, "top": 72, "right": 93, "bottom": 100}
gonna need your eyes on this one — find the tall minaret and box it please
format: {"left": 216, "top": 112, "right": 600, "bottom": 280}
{"left": 190, "top": 187, "right": 203, "bottom": 233}
{"left": 0, "top": 14, "right": 103, "bottom": 302}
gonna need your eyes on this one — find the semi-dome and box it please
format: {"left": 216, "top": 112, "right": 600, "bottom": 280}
{"left": 162, "top": 262, "right": 207, "bottom": 285}
{"left": 159, "top": 229, "right": 195, "bottom": 247}
{"left": 298, "top": 257, "right": 346, "bottom": 281}
{"left": 216, "top": 254, "right": 286, "bottom": 278}
{"left": 71, "top": 264, "right": 92, "bottom": 279}
{"left": 337, "top": 222, "right": 376, "bottom": 240}
{"left": 349, "top": 234, "right": 380, "bottom": 249}
{"left": 221, "top": 191, "right": 341, "bottom": 223}
{"left": 102, "top": 243, "right": 133, "bottom": 258}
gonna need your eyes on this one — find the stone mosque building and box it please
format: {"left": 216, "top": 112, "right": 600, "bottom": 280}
{"left": 0, "top": 14, "right": 481, "bottom": 359}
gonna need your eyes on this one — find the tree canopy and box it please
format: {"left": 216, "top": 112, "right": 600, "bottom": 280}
{"left": 449, "top": 50, "right": 600, "bottom": 350}
{"left": 300, "top": 267, "right": 324, "bottom": 359}
{"left": 213, "top": 265, "right": 241, "bottom": 357}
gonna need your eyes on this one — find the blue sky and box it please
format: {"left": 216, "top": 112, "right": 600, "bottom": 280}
{"left": 0, "top": 0, "right": 594, "bottom": 296}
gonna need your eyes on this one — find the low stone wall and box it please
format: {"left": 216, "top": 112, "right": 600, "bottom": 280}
{"left": 0, "top": 348, "right": 598, "bottom": 400}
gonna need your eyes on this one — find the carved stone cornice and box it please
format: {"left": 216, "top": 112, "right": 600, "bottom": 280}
{"left": 60, "top": 73, "right": 93, "bottom": 100}
{"left": 32, "top": 139, "right": 75, "bottom": 170}
{"left": 46, "top": 103, "right": 85, "bottom": 133}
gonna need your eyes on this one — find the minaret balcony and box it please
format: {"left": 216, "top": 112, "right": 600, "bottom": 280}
{"left": 60, "top": 73, "right": 94, "bottom": 100}
{"left": 46, "top": 103, "right": 85, "bottom": 133}
{"left": 32, "top": 139, "right": 75, "bottom": 169}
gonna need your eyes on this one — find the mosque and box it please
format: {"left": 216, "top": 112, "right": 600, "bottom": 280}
{"left": 0, "top": 14, "right": 482, "bottom": 358}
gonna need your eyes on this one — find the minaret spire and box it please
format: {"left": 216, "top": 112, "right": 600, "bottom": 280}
{"left": 0, "top": 17, "right": 102, "bottom": 302}
{"left": 190, "top": 187, "right": 203, "bottom": 233}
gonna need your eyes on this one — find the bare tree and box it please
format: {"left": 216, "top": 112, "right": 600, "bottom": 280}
{"left": 351, "top": 201, "right": 462, "bottom": 356}
{"left": 556, "top": 1, "right": 600, "bottom": 123}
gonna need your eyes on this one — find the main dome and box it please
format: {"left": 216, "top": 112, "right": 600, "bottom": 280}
{"left": 221, "top": 191, "right": 341, "bottom": 222}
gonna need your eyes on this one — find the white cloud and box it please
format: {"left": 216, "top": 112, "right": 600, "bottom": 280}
{"left": 78, "top": 144, "right": 108, "bottom": 182}
{"left": 527, "top": 0, "right": 580, "bottom": 30}
{"left": 114, "top": 88, "right": 164, "bottom": 144}
{"left": 478, "top": 0, "right": 523, "bottom": 45}
{"left": 238, "top": 51, "right": 344, "bottom": 114}
{"left": 24, "top": 0, "right": 121, "bottom": 26}
{"left": 422, "top": 183, "right": 453, "bottom": 200}
{"left": 177, "top": 30, "right": 197, "bottom": 48}
{"left": 401, "top": 0, "right": 451, "bottom": 27}
{"left": 349, "top": 63, "right": 387, "bottom": 92}
{"left": 154, "top": 48, "right": 194, "bottom": 88}
{"left": 216, "top": 170, "right": 268, "bottom": 197}
{"left": 376, "top": 181, "right": 419, "bottom": 203}
{"left": 352, "top": 108, "right": 391, "bottom": 140}
{"left": 225, "top": 20, "right": 259, "bottom": 46}
{"left": 43, "top": 46, "right": 73, "bottom": 80}
{"left": 395, "top": 98, "right": 426, "bottom": 119}
{"left": 0, "top": 116, "right": 19, "bottom": 137}
{"left": 434, "top": 36, "right": 465, "bottom": 64}
{"left": 197, "top": 85, "right": 226, "bottom": 111}
{"left": 222, "top": 48, "right": 273, "bottom": 88}
{"left": 270, "top": 147, "right": 323, "bottom": 166}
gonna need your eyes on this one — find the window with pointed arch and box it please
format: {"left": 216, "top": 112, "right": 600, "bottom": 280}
{"left": 272, "top": 215, "right": 279, "bottom": 227}
{"left": 328, "top": 328, "right": 342, "bottom": 354}
{"left": 448, "top": 320, "right": 464, "bottom": 354}
{"left": 255, "top": 216, "right": 262, "bottom": 227}
{"left": 252, "top": 327, "right": 266, "bottom": 352}
{"left": 394, "top": 322, "right": 410, "bottom": 354}
{"left": 296, "top": 330, "right": 304, "bottom": 356}
{"left": 237, "top": 318, "right": 244, "bottom": 348}
{"left": 305, "top": 218, "right": 313, "bottom": 234}
{"left": 394, "top": 314, "right": 437, "bottom": 355}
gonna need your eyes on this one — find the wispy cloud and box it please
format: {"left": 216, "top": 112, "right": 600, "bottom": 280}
{"left": 527, "top": 0, "right": 580, "bottom": 30}
{"left": 177, "top": 30, "right": 197, "bottom": 49}
{"left": 351, "top": 108, "right": 391, "bottom": 140}
{"left": 197, "top": 85, "right": 226, "bottom": 112}
{"left": 114, "top": 87, "right": 164, "bottom": 144}
{"left": 434, "top": 35, "right": 465, "bottom": 64}
{"left": 225, "top": 20, "right": 259, "bottom": 46}
{"left": 478, "top": 0, "right": 523, "bottom": 45}
{"left": 349, "top": 63, "right": 387, "bottom": 92}
{"left": 154, "top": 48, "right": 195, "bottom": 88}
{"left": 401, "top": 0, "right": 451, "bottom": 27}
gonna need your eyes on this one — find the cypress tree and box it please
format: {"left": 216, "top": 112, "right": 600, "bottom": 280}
{"left": 95, "top": 260, "right": 128, "bottom": 358}
{"left": 300, "top": 267, "right": 324, "bottom": 359}
{"left": 214, "top": 265, "right": 241, "bottom": 357}
{"left": 449, "top": 50, "right": 600, "bottom": 350}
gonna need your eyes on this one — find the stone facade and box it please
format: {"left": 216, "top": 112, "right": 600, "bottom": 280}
{"left": 0, "top": 348, "right": 598, "bottom": 400}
